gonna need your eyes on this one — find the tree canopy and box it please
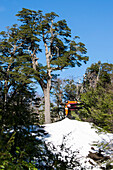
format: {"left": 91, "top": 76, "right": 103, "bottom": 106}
{"left": 14, "top": 8, "right": 89, "bottom": 123}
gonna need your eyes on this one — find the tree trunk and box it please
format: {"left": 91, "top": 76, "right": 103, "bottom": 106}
{"left": 42, "top": 39, "right": 52, "bottom": 124}
{"left": 44, "top": 79, "right": 51, "bottom": 124}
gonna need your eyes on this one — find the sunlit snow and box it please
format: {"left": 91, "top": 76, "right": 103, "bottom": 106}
{"left": 43, "top": 118, "right": 113, "bottom": 169}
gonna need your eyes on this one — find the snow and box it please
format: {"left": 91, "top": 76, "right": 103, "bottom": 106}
{"left": 43, "top": 118, "right": 113, "bottom": 169}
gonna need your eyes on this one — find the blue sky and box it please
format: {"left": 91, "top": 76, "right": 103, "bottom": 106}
{"left": 0, "top": 0, "right": 113, "bottom": 83}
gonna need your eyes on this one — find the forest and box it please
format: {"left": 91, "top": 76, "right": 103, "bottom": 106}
{"left": 0, "top": 8, "right": 113, "bottom": 169}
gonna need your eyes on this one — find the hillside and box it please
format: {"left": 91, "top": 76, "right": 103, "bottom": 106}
{"left": 43, "top": 118, "right": 113, "bottom": 169}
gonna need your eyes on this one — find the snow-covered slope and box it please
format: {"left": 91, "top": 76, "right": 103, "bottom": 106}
{"left": 44, "top": 118, "right": 113, "bottom": 169}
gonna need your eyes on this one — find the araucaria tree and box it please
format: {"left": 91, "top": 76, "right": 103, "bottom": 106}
{"left": 7, "top": 8, "right": 89, "bottom": 123}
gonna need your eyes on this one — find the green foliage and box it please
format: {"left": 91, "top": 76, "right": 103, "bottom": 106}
{"left": 52, "top": 78, "right": 63, "bottom": 106}
{"left": 0, "top": 7, "right": 87, "bottom": 168}
{"left": 80, "top": 62, "right": 113, "bottom": 132}
{"left": 63, "top": 79, "right": 77, "bottom": 101}
{"left": 84, "top": 62, "right": 113, "bottom": 89}
{"left": 0, "top": 20, "right": 83, "bottom": 169}
{"left": 0, "top": 128, "right": 39, "bottom": 170}
{"left": 51, "top": 78, "right": 78, "bottom": 121}
{"left": 0, "top": 88, "right": 40, "bottom": 169}
{"left": 71, "top": 111, "right": 81, "bottom": 121}
{"left": 80, "top": 86, "right": 113, "bottom": 132}
{"left": 0, "top": 23, "right": 41, "bottom": 168}
{"left": 15, "top": 7, "right": 88, "bottom": 87}
{"left": 10, "top": 8, "right": 89, "bottom": 123}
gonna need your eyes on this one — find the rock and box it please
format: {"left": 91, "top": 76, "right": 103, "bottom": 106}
{"left": 88, "top": 149, "right": 110, "bottom": 162}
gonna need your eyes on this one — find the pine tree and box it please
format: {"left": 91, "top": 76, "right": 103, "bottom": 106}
{"left": 0, "top": 9, "right": 84, "bottom": 168}
{"left": 80, "top": 62, "right": 113, "bottom": 132}
{"left": 16, "top": 8, "right": 88, "bottom": 123}
{"left": 0, "top": 25, "right": 40, "bottom": 168}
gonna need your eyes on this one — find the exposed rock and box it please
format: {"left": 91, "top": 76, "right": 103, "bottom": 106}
{"left": 88, "top": 149, "right": 110, "bottom": 162}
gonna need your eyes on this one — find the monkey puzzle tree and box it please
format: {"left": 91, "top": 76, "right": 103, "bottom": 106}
{"left": 15, "top": 8, "right": 89, "bottom": 123}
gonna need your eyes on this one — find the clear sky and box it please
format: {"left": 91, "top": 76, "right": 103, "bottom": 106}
{"left": 0, "top": 0, "right": 113, "bottom": 83}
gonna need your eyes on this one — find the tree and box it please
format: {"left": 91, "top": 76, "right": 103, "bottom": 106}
{"left": 0, "top": 24, "right": 42, "bottom": 168}
{"left": 50, "top": 78, "right": 64, "bottom": 121}
{"left": 80, "top": 62, "right": 113, "bottom": 132}
{"left": 3, "top": 8, "right": 88, "bottom": 124}
{"left": 52, "top": 78, "right": 64, "bottom": 106}
{"left": 83, "top": 61, "right": 101, "bottom": 89}
{"left": 80, "top": 86, "right": 113, "bottom": 132}
{"left": 0, "top": 24, "right": 34, "bottom": 111}
{"left": 0, "top": 13, "right": 84, "bottom": 168}
{"left": 63, "top": 79, "right": 77, "bottom": 101}
{"left": 83, "top": 62, "right": 113, "bottom": 90}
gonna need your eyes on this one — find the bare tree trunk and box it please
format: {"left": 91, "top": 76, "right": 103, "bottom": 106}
{"left": 44, "top": 79, "right": 51, "bottom": 124}
{"left": 43, "top": 37, "right": 52, "bottom": 123}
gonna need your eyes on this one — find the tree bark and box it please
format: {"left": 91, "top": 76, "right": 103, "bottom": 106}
{"left": 44, "top": 80, "right": 51, "bottom": 123}
{"left": 43, "top": 36, "right": 52, "bottom": 123}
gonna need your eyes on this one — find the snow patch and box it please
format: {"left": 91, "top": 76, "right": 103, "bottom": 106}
{"left": 43, "top": 118, "right": 113, "bottom": 169}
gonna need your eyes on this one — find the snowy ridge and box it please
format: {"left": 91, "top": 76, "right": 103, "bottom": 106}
{"left": 44, "top": 118, "right": 113, "bottom": 169}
